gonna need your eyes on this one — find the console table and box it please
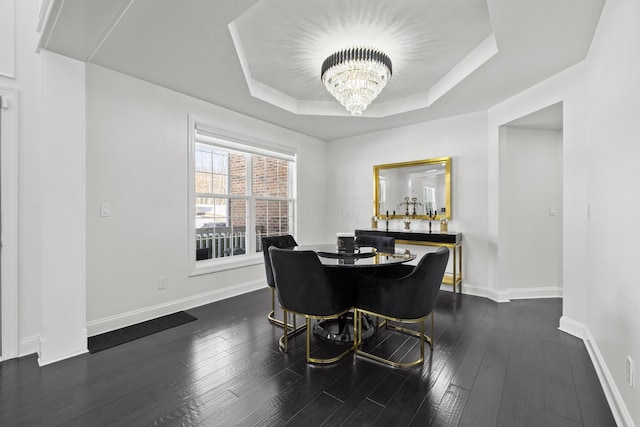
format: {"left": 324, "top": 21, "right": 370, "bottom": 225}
{"left": 355, "top": 229, "right": 463, "bottom": 293}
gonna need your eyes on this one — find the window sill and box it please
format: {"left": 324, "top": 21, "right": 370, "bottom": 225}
{"left": 189, "top": 253, "right": 263, "bottom": 276}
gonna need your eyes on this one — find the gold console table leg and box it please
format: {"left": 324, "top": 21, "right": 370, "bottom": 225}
{"left": 396, "top": 240, "right": 463, "bottom": 294}
{"left": 453, "top": 245, "right": 457, "bottom": 294}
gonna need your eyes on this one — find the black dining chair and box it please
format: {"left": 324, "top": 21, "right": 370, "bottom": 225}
{"left": 269, "top": 247, "right": 356, "bottom": 364}
{"left": 354, "top": 235, "right": 395, "bottom": 253}
{"left": 354, "top": 246, "right": 449, "bottom": 368}
{"left": 261, "top": 235, "right": 304, "bottom": 334}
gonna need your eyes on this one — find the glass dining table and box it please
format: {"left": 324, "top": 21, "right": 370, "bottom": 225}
{"left": 295, "top": 244, "right": 417, "bottom": 342}
{"left": 297, "top": 244, "right": 415, "bottom": 266}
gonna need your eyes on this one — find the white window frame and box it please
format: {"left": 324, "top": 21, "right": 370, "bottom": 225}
{"left": 188, "top": 116, "right": 297, "bottom": 275}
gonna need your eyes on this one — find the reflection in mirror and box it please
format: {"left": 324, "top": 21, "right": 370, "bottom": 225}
{"left": 374, "top": 157, "right": 451, "bottom": 220}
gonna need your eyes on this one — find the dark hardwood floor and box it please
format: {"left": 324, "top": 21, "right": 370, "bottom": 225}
{"left": 0, "top": 289, "right": 616, "bottom": 426}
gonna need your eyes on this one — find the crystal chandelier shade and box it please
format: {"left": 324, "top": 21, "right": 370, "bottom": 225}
{"left": 321, "top": 47, "right": 392, "bottom": 116}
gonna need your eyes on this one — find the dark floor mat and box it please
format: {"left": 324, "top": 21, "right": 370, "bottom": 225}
{"left": 88, "top": 311, "right": 197, "bottom": 353}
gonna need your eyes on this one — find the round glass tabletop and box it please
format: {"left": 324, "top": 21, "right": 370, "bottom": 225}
{"left": 296, "top": 244, "right": 416, "bottom": 267}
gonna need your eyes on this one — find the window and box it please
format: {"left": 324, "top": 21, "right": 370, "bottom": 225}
{"left": 423, "top": 186, "right": 436, "bottom": 214}
{"left": 189, "top": 120, "right": 296, "bottom": 272}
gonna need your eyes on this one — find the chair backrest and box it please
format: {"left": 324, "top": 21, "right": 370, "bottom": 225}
{"left": 354, "top": 235, "right": 395, "bottom": 253}
{"left": 411, "top": 247, "right": 450, "bottom": 315}
{"left": 269, "top": 247, "right": 354, "bottom": 316}
{"left": 356, "top": 246, "right": 449, "bottom": 319}
{"left": 261, "top": 235, "right": 298, "bottom": 288}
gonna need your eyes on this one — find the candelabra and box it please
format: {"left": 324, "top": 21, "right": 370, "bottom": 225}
{"left": 426, "top": 211, "right": 437, "bottom": 233}
{"left": 398, "top": 197, "right": 424, "bottom": 231}
{"left": 398, "top": 197, "right": 423, "bottom": 217}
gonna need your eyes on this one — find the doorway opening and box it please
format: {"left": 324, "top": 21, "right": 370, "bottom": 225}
{"left": 499, "top": 102, "right": 564, "bottom": 298}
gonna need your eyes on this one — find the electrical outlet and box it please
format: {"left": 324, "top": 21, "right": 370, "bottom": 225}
{"left": 626, "top": 356, "right": 634, "bottom": 387}
{"left": 158, "top": 276, "right": 167, "bottom": 290}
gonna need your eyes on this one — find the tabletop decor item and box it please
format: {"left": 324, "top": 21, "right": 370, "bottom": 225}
{"left": 426, "top": 210, "right": 437, "bottom": 233}
{"left": 404, "top": 216, "right": 412, "bottom": 230}
{"left": 440, "top": 209, "right": 449, "bottom": 233}
{"left": 336, "top": 232, "right": 356, "bottom": 253}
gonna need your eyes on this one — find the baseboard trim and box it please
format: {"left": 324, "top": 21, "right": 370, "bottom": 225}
{"left": 38, "top": 348, "right": 88, "bottom": 367}
{"left": 86, "top": 279, "right": 264, "bottom": 337}
{"left": 507, "top": 286, "right": 563, "bottom": 300}
{"left": 447, "top": 284, "right": 562, "bottom": 303}
{"left": 439, "top": 282, "right": 510, "bottom": 303}
{"left": 558, "top": 315, "right": 585, "bottom": 339}
{"left": 37, "top": 326, "right": 90, "bottom": 366}
{"left": 561, "top": 317, "right": 634, "bottom": 427}
{"left": 18, "top": 335, "right": 41, "bottom": 358}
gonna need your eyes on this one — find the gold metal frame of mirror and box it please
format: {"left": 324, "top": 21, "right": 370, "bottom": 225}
{"left": 373, "top": 157, "right": 451, "bottom": 220}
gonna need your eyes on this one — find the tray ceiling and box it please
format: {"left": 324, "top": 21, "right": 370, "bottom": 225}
{"left": 39, "top": 0, "right": 604, "bottom": 140}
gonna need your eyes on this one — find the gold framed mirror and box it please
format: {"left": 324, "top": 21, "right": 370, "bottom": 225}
{"left": 374, "top": 157, "right": 451, "bottom": 220}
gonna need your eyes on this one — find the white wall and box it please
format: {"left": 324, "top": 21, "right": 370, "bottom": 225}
{"left": 0, "top": 0, "right": 88, "bottom": 363}
{"left": 85, "top": 64, "right": 326, "bottom": 334}
{"left": 501, "top": 127, "right": 563, "bottom": 297}
{"left": 584, "top": 0, "right": 640, "bottom": 424}
{"left": 488, "top": 63, "right": 588, "bottom": 306}
{"left": 14, "top": 0, "right": 46, "bottom": 358}
{"left": 0, "top": 0, "right": 20, "bottom": 361}
{"left": 1, "top": 0, "right": 327, "bottom": 360}
{"left": 325, "top": 111, "right": 490, "bottom": 294}
{"left": 0, "top": 0, "right": 45, "bottom": 358}
{"left": 486, "top": 0, "right": 640, "bottom": 420}
{"left": 39, "top": 50, "right": 87, "bottom": 365}
{"left": 0, "top": 0, "right": 15, "bottom": 78}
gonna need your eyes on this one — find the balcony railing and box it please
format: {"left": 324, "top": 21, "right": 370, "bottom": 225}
{"left": 195, "top": 226, "right": 267, "bottom": 260}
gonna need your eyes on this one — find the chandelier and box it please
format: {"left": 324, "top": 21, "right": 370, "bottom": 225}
{"left": 321, "top": 47, "right": 392, "bottom": 116}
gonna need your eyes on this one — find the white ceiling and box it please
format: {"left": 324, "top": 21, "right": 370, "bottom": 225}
{"left": 39, "top": 0, "right": 604, "bottom": 141}
{"left": 230, "top": 0, "right": 495, "bottom": 117}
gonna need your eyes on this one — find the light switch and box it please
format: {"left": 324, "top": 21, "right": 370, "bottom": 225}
{"left": 100, "top": 202, "right": 112, "bottom": 217}
{"left": 548, "top": 206, "right": 557, "bottom": 216}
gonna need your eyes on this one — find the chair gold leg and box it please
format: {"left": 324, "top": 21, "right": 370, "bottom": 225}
{"left": 306, "top": 318, "right": 311, "bottom": 362}
{"left": 355, "top": 309, "right": 434, "bottom": 368}
{"left": 306, "top": 312, "right": 356, "bottom": 364}
{"left": 429, "top": 312, "right": 434, "bottom": 350}
{"left": 280, "top": 308, "right": 288, "bottom": 352}
{"left": 277, "top": 308, "right": 355, "bottom": 364}
{"left": 354, "top": 310, "right": 361, "bottom": 349}
{"left": 384, "top": 322, "right": 433, "bottom": 348}
{"left": 353, "top": 313, "right": 359, "bottom": 355}
{"left": 419, "top": 318, "right": 425, "bottom": 363}
{"left": 269, "top": 288, "right": 306, "bottom": 338}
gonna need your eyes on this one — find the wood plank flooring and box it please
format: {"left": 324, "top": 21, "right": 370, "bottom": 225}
{"left": 0, "top": 290, "right": 616, "bottom": 426}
